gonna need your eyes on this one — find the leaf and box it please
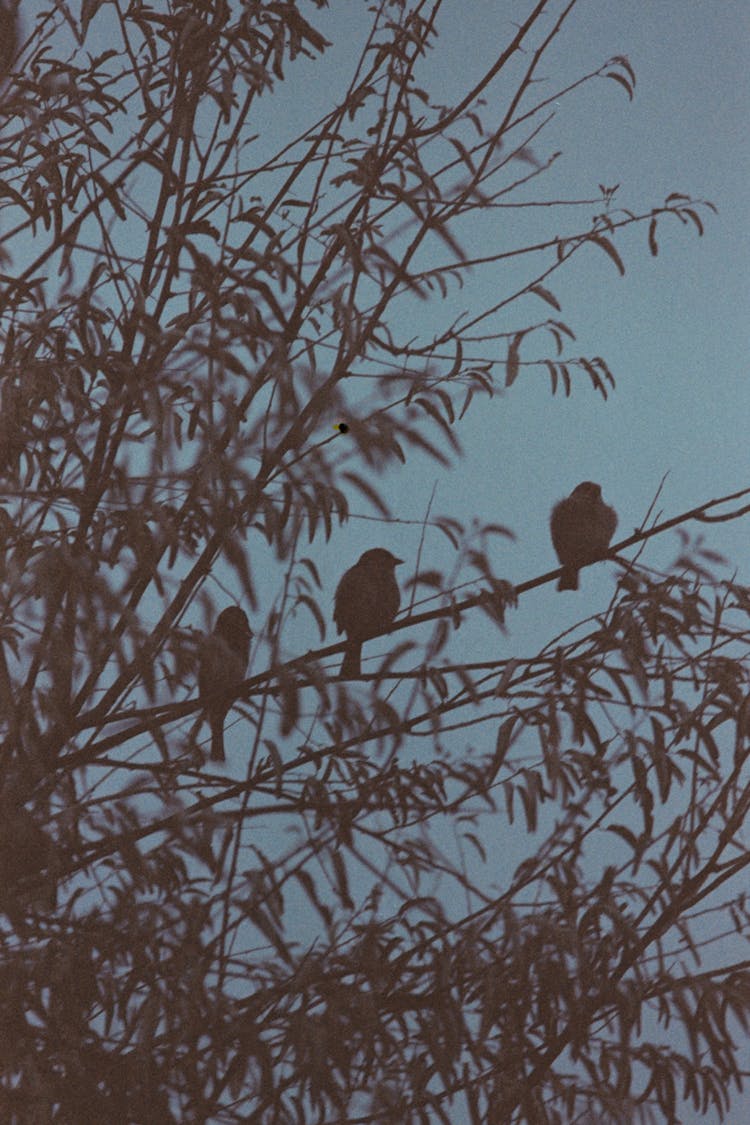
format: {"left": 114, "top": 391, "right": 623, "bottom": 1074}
{"left": 519, "top": 773, "right": 539, "bottom": 833}
{"left": 547, "top": 318, "right": 576, "bottom": 355}
{"left": 648, "top": 216, "right": 659, "bottom": 256}
{"left": 340, "top": 470, "right": 391, "bottom": 518}
{"left": 331, "top": 849, "right": 353, "bottom": 909}
{"left": 448, "top": 136, "right": 477, "bottom": 175}
{"left": 262, "top": 740, "right": 283, "bottom": 794}
{"left": 414, "top": 395, "right": 454, "bottom": 438}
{"left": 434, "top": 517, "right": 463, "bottom": 549}
{"left": 503, "top": 780, "right": 515, "bottom": 825}
{"left": 607, "top": 823, "right": 641, "bottom": 855}
{"left": 463, "top": 832, "right": 487, "bottom": 863}
{"left": 183, "top": 219, "right": 220, "bottom": 240}
{"left": 494, "top": 660, "right": 519, "bottom": 698}
{"left": 589, "top": 233, "right": 625, "bottom": 276}
{"left": 530, "top": 283, "right": 561, "bottom": 311}
{"left": 294, "top": 594, "right": 326, "bottom": 641}
{"left": 487, "top": 716, "right": 516, "bottom": 784}
{"left": 484, "top": 522, "right": 515, "bottom": 540}
{"left": 647, "top": 717, "right": 671, "bottom": 802}
{"left": 683, "top": 208, "right": 704, "bottom": 236}
{"left": 613, "top": 54, "right": 637, "bottom": 88}
{"left": 278, "top": 674, "right": 299, "bottom": 737}
{"left": 603, "top": 55, "right": 636, "bottom": 99}
{"left": 579, "top": 357, "right": 609, "bottom": 399}
{"left": 604, "top": 70, "right": 634, "bottom": 100}
{"left": 505, "top": 332, "right": 522, "bottom": 388}
{"left": 448, "top": 337, "right": 463, "bottom": 379}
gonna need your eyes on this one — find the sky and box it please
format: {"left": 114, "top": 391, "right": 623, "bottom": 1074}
{"left": 249, "top": 0, "right": 750, "bottom": 670}
{"left": 23, "top": 0, "right": 749, "bottom": 658}
{"left": 203, "top": 5, "right": 748, "bottom": 1119}
{"left": 246, "top": 5, "right": 750, "bottom": 1119}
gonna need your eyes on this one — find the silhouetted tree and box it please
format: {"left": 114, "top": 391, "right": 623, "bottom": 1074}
{"left": 0, "top": 2, "right": 744, "bottom": 1123}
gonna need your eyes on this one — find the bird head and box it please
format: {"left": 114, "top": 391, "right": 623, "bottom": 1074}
{"left": 358, "top": 548, "right": 403, "bottom": 569}
{"left": 571, "top": 481, "right": 602, "bottom": 501}
{"left": 215, "top": 606, "right": 253, "bottom": 639}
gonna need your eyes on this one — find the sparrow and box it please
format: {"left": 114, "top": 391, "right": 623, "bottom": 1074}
{"left": 334, "top": 548, "right": 403, "bottom": 677}
{"left": 550, "top": 481, "right": 617, "bottom": 591}
{"left": 0, "top": 798, "right": 57, "bottom": 917}
{"left": 198, "top": 606, "right": 252, "bottom": 761}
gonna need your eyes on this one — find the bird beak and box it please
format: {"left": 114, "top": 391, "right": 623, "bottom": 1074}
{"left": 393, "top": 556, "right": 404, "bottom": 565}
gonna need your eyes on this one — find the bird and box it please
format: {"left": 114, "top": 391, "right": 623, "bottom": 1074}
{"left": 550, "top": 481, "right": 618, "bottom": 591}
{"left": 0, "top": 797, "right": 58, "bottom": 917}
{"left": 334, "top": 548, "right": 403, "bottom": 677}
{"left": 198, "top": 606, "right": 252, "bottom": 761}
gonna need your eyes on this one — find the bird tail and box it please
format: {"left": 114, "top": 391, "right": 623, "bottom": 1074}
{"left": 209, "top": 716, "right": 226, "bottom": 762}
{"left": 557, "top": 567, "right": 579, "bottom": 591}
{"left": 340, "top": 642, "right": 361, "bottom": 678}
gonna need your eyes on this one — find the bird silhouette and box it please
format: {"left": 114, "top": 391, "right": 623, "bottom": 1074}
{"left": 198, "top": 606, "right": 252, "bottom": 761}
{"left": 550, "top": 482, "right": 617, "bottom": 591}
{"left": 334, "top": 549, "right": 403, "bottom": 677}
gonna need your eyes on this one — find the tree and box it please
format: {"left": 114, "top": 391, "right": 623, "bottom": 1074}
{"left": 0, "top": 1, "right": 745, "bottom": 1122}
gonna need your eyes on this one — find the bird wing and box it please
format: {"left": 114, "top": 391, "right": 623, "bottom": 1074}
{"left": 334, "top": 565, "right": 359, "bottom": 634}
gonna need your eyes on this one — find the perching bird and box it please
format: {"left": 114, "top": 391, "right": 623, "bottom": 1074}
{"left": 334, "top": 548, "right": 403, "bottom": 677}
{"left": 198, "top": 606, "right": 252, "bottom": 761}
{"left": 0, "top": 797, "right": 58, "bottom": 918}
{"left": 550, "top": 481, "right": 617, "bottom": 591}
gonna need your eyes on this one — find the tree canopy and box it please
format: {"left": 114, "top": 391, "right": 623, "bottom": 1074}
{"left": 0, "top": 2, "right": 747, "bottom": 1123}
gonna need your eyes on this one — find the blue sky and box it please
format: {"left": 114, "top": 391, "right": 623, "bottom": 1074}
{"left": 250, "top": 7, "right": 750, "bottom": 1118}
{"left": 250, "top": 0, "right": 749, "bottom": 673}
{"left": 40, "top": 0, "right": 749, "bottom": 652}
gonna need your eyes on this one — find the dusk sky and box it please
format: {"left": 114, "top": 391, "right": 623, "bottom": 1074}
{"left": 247, "top": 0, "right": 750, "bottom": 667}
{"left": 249, "top": 8, "right": 750, "bottom": 1119}
{"left": 10, "top": 3, "right": 748, "bottom": 1118}
{"left": 25, "top": 0, "right": 749, "bottom": 654}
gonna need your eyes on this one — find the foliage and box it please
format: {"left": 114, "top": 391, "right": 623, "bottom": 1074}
{"left": 0, "top": 1, "right": 744, "bottom": 1122}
